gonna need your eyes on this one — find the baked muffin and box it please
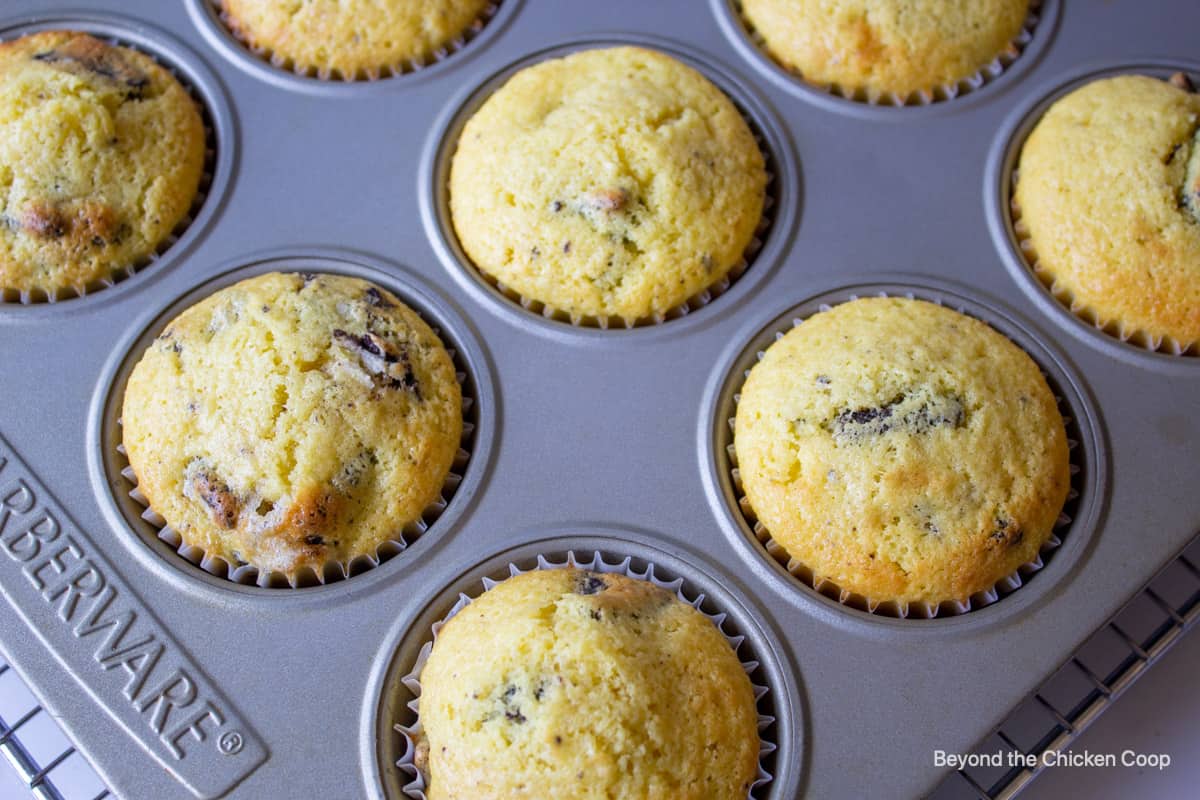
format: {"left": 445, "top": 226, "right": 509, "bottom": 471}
{"left": 0, "top": 31, "right": 205, "bottom": 297}
{"left": 121, "top": 272, "right": 462, "bottom": 582}
{"left": 449, "top": 46, "right": 767, "bottom": 322}
{"left": 416, "top": 568, "right": 760, "bottom": 799}
{"left": 740, "top": 0, "right": 1030, "bottom": 99}
{"left": 220, "top": 0, "right": 493, "bottom": 78}
{"left": 1015, "top": 74, "right": 1200, "bottom": 349}
{"left": 734, "top": 297, "right": 1069, "bottom": 606}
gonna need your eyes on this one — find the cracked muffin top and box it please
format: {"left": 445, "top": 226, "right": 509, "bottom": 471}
{"left": 121, "top": 272, "right": 462, "bottom": 582}
{"left": 734, "top": 297, "right": 1069, "bottom": 605}
{"left": 1015, "top": 74, "right": 1200, "bottom": 348}
{"left": 0, "top": 31, "right": 205, "bottom": 297}
{"left": 221, "top": 0, "right": 493, "bottom": 78}
{"left": 448, "top": 46, "right": 767, "bottom": 322}
{"left": 415, "top": 568, "right": 760, "bottom": 800}
{"left": 740, "top": 0, "right": 1030, "bottom": 99}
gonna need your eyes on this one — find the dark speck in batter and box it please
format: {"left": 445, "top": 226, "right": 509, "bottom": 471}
{"left": 574, "top": 573, "right": 608, "bottom": 595}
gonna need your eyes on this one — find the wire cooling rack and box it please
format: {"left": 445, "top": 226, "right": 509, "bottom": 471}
{"left": 0, "top": 660, "right": 108, "bottom": 800}
{"left": 2, "top": 531, "right": 1197, "bottom": 800}
{"left": 931, "top": 531, "right": 1200, "bottom": 799}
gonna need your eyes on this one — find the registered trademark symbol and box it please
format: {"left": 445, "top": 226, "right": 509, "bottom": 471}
{"left": 218, "top": 731, "right": 244, "bottom": 755}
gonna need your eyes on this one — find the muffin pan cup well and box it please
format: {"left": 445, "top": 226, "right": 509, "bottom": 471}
{"left": 988, "top": 60, "right": 1200, "bottom": 369}
{"left": 711, "top": 0, "right": 1059, "bottom": 115}
{"left": 1, "top": 1, "right": 1197, "bottom": 799}
{"left": 703, "top": 280, "right": 1098, "bottom": 621}
{"left": 95, "top": 250, "right": 493, "bottom": 592}
{"left": 363, "top": 533, "right": 800, "bottom": 800}
{"left": 0, "top": 12, "right": 232, "bottom": 307}
{"left": 420, "top": 35, "right": 796, "bottom": 336}
{"left": 186, "top": 0, "right": 522, "bottom": 93}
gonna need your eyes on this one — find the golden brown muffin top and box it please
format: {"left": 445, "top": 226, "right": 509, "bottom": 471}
{"left": 417, "top": 568, "right": 761, "bottom": 799}
{"left": 449, "top": 46, "right": 767, "bottom": 322}
{"left": 0, "top": 31, "right": 205, "bottom": 296}
{"left": 735, "top": 298, "right": 1069, "bottom": 605}
{"left": 741, "top": 0, "right": 1030, "bottom": 99}
{"left": 1015, "top": 74, "right": 1200, "bottom": 348}
{"left": 121, "top": 272, "right": 463, "bottom": 582}
{"left": 221, "top": 0, "right": 493, "bottom": 78}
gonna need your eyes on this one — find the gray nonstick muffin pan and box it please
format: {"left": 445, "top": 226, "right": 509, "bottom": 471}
{"left": 0, "top": 1, "right": 1196, "bottom": 798}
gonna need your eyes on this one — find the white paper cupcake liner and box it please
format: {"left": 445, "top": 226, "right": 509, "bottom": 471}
{"left": 393, "top": 551, "right": 776, "bottom": 799}
{"left": 0, "top": 31, "right": 216, "bottom": 305}
{"left": 734, "top": 0, "right": 1043, "bottom": 107}
{"left": 1010, "top": 121, "right": 1200, "bottom": 357}
{"left": 725, "top": 290, "right": 1082, "bottom": 619}
{"left": 466, "top": 106, "right": 778, "bottom": 330}
{"left": 211, "top": 0, "right": 501, "bottom": 82}
{"left": 116, "top": 314, "right": 476, "bottom": 589}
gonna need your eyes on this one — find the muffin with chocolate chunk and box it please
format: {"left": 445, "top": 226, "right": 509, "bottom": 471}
{"left": 740, "top": 0, "right": 1030, "bottom": 100}
{"left": 449, "top": 46, "right": 767, "bottom": 322}
{"left": 1015, "top": 73, "right": 1200, "bottom": 350}
{"left": 415, "top": 568, "right": 760, "bottom": 799}
{"left": 0, "top": 31, "right": 205, "bottom": 299}
{"left": 121, "top": 272, "right": 462, "bottom": 584}
{"left": 220, "top": 0, "right": 494, "bottom": 79}
{"left": 734, "top": 297, "right": 1069, "bottom": 606}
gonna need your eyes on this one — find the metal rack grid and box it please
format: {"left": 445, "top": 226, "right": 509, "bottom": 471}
{"left": 2, "top": 531, "right": 1197, "bottom": 800}
{"left": 931, "top": 531, "right": 1200, "bottom": 799}
{"left": 0, "top": 660, "right": 109, "bottom": 800}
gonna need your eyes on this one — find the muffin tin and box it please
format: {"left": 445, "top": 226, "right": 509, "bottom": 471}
{"left": 0, "top": 1, "right": 1196, "bottom": 798}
